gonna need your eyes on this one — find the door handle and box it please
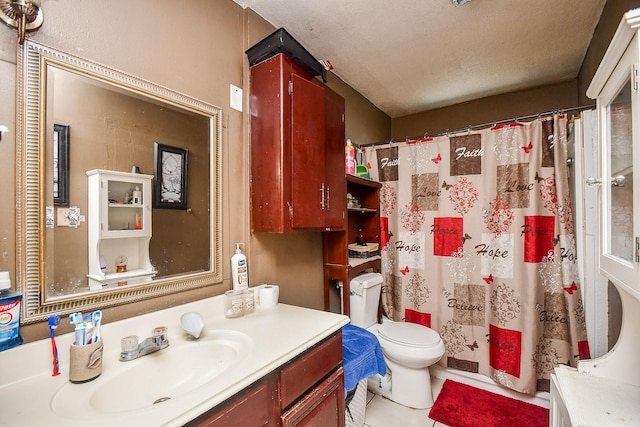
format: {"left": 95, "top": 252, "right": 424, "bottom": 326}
{"left": 325, "top": 186, "right": 330, "bottom": 210}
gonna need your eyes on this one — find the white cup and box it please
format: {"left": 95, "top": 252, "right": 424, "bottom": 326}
{"left": 259, "top": 285, "right": 279, "bottom": 309}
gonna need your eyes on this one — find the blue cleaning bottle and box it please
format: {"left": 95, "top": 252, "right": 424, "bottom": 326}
{"left": 0, "top": 271, "right": 23, "bottom": 352}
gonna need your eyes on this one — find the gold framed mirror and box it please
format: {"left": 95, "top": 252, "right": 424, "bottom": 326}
{"left": 17, "top": 40, "right": 223, "bottom": 323}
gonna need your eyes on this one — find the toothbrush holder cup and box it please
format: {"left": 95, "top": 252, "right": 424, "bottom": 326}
{"left": 69, "top": 340, "right": 104, "bottom": 383}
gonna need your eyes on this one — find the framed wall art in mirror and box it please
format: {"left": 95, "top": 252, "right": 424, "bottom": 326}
{"left": 154, "top": 142, "right": 188, "bottom": 210}
{"left": 52, "top": 123, "right": 69, "bottom": 206}
{"left": 17, "top": 40, "right": 223, "bottom": 323}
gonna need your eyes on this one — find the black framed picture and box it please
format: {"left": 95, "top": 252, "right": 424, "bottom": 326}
{"left": 153, "top": 142, "right": 188, "bottom": 209}
{"left": 53, "top": 123, "right": 70, "bottom": 206}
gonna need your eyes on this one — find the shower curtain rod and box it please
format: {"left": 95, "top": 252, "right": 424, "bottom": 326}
{"left": 363, "top": 103, "right": 595, "bottom": 148}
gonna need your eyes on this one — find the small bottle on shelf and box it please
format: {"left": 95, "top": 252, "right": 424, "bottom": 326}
{"left": 345, "top": 139, "right": 356, "bottom": 175}
{"left": 132, "top": 186, "right": 142, "bottom": 205}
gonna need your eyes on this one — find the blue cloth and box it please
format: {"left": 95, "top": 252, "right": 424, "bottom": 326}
{"left": 341, "top": 323, "right": 386, "bottom": 392}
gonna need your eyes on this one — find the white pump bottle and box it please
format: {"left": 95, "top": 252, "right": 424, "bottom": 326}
{"left": 231, "top": 243, "right": 248, "bottom": 291}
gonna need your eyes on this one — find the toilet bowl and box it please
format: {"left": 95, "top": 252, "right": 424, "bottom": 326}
{"left": 349, "top": 273, "right": 445, "bottom": 409}
{"left": 367, "top": 319, "right": 445, "bottom": 409}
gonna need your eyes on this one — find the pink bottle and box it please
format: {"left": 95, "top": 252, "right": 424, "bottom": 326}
{"left": 345, "top": 139, "right": 356, "bottom": 175}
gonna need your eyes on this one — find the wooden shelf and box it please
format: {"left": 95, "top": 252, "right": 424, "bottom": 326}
{"left": 323, "top": 176, "right": 382, "bottom": 315}
{"left": 348, "top": 207, "right": 377, "bottom": 213}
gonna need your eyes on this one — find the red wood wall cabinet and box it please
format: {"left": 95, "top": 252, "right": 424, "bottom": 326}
{"left": 249, "top": 53, "right": 346, "bottom": 233}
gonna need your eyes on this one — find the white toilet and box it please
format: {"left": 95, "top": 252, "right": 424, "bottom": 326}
{"left": 349, "top": 272, "right": 445, "bottom": 409}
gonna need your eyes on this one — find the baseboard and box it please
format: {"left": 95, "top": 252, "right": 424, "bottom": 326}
{"left": 431, "top": 365, "right": 550, "bottom": 409}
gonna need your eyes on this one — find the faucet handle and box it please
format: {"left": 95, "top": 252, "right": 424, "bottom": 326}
{"left": 152, "top": 326, "right": 168, "bottom": 345}
{"left": 152, "top": 326, "right": 167, "bottom": 339}
{"left": 121, "top": 335, "right": 139, "bottom": 353}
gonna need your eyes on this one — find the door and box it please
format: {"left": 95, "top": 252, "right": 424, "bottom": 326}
{"left": 324, "top": 87, "right": 347, "bottom": 229}
{"left": 598, "top": 35, "right": 640, "bottom": 299}
{"left": 290, "top": 73, "right": 326, "bottom": 228}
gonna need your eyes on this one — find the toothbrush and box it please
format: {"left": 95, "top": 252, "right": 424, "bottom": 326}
{"left": 69, "top": 312, "right": 83, "bottom": 325}
{"left": 48, "top": 315, "right": 61, "bottom": 376}
{"left": 92, "top": 310, "right": 102, "bottom": 343}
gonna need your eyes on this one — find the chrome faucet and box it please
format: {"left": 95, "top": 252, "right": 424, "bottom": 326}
{"left": 120, "top": 326, "right": 169, "bottom": 361}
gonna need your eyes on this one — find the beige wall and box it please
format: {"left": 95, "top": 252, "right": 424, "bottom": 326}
{"left": 1, "top": 0, "right": 247, "bottom": 341}
{"left": 391, "top": 81, "right": 580, "bottom": 141}
{"left": 1, "top": 0, "right": 633, "bottom": 342}
{"left": 0, "top": 1, "right": 390, "bottom": 342}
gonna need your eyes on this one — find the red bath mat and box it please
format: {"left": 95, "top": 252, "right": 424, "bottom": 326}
{"left": 428, "top": 379, "right": 548, "bottom": 427}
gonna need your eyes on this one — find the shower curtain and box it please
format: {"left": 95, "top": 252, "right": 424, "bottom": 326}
{"left": 363, "top": 115, "right": 589, "bottom": 394}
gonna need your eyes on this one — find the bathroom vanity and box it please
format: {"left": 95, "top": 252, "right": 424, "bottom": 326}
{"left": 0, "top": 295, "right": 349, "bottom": 426}
{"left": 187, "top": 329, "right": 345, "bottom": 426}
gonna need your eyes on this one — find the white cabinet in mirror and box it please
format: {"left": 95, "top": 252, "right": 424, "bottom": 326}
{"left": 86, "top": 169, "right": 156, "bottom": 290}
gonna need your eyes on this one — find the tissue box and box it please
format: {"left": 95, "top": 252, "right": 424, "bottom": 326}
{"left": 348, "top": 243, "right": 379, "bottom": 259}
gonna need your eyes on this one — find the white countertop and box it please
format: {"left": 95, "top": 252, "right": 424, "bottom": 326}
{"left": 553, "top": 365, "right": 640, "bottom": 426}
{"left": 0, "top": 294, "right": 349, "bottom": 426}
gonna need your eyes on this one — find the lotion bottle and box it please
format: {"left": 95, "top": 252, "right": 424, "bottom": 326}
{"left": 231, "top": 243, "right": 248, "bottom": 291}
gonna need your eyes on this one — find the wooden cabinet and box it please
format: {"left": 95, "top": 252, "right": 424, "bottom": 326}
{"left": 249, "top": 53, "right": 345, "bottom": 232}
{"left": 323, "top": 175, "right": 382, "bottom": 315}
{"left": 186, "top": 330, "right": 345, "bottom": 427}
{"left": 187, "top": 373, "right": 279, "bottom": 427}
{"left": 86, "top": 169, "right": 156, "bottom": 290}
{"left": 281, "top": 368, "right": 345, "bottom": 427}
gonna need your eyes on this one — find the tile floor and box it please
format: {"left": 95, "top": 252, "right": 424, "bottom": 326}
{"left": 363, "top": 376, "right": 448, "bottom": 427}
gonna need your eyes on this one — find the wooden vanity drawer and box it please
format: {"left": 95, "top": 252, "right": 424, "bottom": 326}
{"left": 186, "top": 373, "right": 277, "bottom": 427}
{"left": 281, "top": 367, "right": 345, "bottom": 427}
{"left": 280, "top": 330, "right": 343, "bottom": 409}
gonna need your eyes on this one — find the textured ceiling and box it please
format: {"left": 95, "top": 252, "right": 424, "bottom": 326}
{"left": 235, "top": 0, "right": 607, "bottom": 118}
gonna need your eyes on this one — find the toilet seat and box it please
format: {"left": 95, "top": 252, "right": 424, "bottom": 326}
{"left": 378, "top": 322, "right": 441, "bottom": 348}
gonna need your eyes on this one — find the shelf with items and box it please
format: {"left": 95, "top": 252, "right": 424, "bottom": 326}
{"left": 323, "top": 174, "right": 382, "bottom": 315}
{"left": 86, "top": 169, "right": 156, "bottom": 290}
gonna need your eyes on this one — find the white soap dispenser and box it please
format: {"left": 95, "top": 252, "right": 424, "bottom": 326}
{"left": 231, "top": 243, "right": 248, "bottom": 291}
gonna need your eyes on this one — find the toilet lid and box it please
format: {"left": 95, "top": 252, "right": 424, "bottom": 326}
{"left": 378, "top": 322, "right": 441, "bottom": 347}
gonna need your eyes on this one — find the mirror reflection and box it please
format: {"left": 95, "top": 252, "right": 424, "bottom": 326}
{"left": 18, "top": 41, "right": 222, "bottom": 321}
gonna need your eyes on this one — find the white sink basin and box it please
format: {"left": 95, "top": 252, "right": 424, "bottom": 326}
{"left": 51, "top": 330, "right": 253, "bottom": 417}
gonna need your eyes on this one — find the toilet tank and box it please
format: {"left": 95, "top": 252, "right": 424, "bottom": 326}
{"left": 349, "top": 272, "right": 383, "bottom": 328}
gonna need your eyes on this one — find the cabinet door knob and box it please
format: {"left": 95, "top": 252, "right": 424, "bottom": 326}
{"left": 611, "top": 175, "right": 626, "bottom": 187}
{"left": 586, "top": 177, "right": 602, "bottom": 186}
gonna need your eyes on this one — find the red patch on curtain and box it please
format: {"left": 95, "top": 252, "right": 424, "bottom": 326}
{"left": 433, "top": 217, "right": 463, "bottom": 256}
{"left": 404, "top": 309, "right": 431, "bottom": 328}
{"left": 380, "top": 217, "right": 389, "bottom": 248}
{"left": 488, "top": 324, "right": 521, "bottom": 378}
{"left": 523, "top": 215, "right": 555, "bottom": 262}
